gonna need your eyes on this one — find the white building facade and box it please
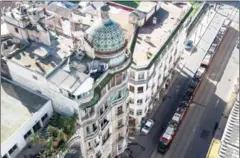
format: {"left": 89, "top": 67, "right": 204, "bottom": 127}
{"left": 127, "top": 2, "right": 192, "bottom": 133}
{"left": 1, "top": 2, "right": 131, "bottom": 158}
{"left": 1, "top": 78, "right": 53, "bottom": 158}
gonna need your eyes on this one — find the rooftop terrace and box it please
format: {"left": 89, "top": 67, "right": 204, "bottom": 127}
{"left": 133, "top": 2, "right": 189, "bottom": 67}
{"left": 108, "top": 5, "right": 134, "bottom": 41}
{"left": 1, "top": 78, "right": 48, "bottom": 144}
{"left": 7, "top": 34, "right": 73, "bottom": 76}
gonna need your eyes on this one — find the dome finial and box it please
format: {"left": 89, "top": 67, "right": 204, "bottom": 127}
{"left": 100, "top": 5, "right": 110, "bottom": 22}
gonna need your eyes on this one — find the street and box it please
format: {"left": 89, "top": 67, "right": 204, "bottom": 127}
{"left": 184, "top": 20, "right": 239, "bottom": 158}
{"left": 126, "top": 2, "right": 239, "bottom": 158}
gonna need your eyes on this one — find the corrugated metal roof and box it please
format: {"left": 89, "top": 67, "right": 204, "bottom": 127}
{"left": 219, "top": 93, "right": 239, "bottom": 158}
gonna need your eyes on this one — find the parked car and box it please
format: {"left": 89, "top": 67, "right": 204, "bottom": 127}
{"left": 189, "top": 79, "right": 198, "bottom": 89}
{"left": 200, "top": 54, "right": 213, "bottom": 69}
{"left": 185, "top": 40, "right": 193, "bottom": 51}
{"left": 208, "top": 43, "right": 218, "bottom": 54}
{"left": 179, "top": 101, "right": 189, "bottom": 108}
{"left": 182, "top": 94, "right": 191, "bottom": 102}
{"left": 141, "top": 119, "right": 154, "bottom": 135}
{"left": 194, "top": 67, "right": 206, "bottom": 80}
{"left": 186, "top": 87, "right": 194, "bottom": 96}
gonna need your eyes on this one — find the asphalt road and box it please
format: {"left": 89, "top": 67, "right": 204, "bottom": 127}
{"left": 184, "top": 22, "right": 239, "bottom": 158}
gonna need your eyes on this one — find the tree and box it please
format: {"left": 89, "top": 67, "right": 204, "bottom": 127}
{"left": 30, "top": 132, "right": 45, "bottom": 145}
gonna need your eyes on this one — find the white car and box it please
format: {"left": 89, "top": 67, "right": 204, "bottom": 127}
{"left": 141, "top": 119, "right": 154, "bottom": 135}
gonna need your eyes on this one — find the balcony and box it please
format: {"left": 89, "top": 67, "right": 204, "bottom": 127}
{"left": 86, "top": 126, "right": 100, "bottom": 140}
{"left": 112, "top": 91, "right": 129, "bottom": 106}
{"left": 81, "top": 108, "right": 95, "bottom": 121}
{"left": 109, "top": 53, "right": 131, "bottom": 73}
{"left": 117, "top": 124, "right": 124, "bottom": 129}
{"left": 102, "top": 133, "right": 111, "bottom": 146}
{"left": 101, "top": 119, "right": 109, "bottom": 131}
{"left": 99, "top": 105, "right": 110, "bottom": 120}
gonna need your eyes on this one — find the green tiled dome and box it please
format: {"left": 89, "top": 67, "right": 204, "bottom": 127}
{"left": 92, "top": 20, "right": 125, "bottom": 53}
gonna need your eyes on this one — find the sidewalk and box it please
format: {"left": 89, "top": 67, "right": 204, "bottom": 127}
{"left": 145, "top": 7, "right": 217, "bottom": 120}
{"left": 187, "top": 7, "right": 216, "bottom": 46}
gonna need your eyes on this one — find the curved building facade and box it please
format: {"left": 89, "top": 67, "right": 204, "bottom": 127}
{"left": 79, "top": 5, "right": 131, "bottom": 158}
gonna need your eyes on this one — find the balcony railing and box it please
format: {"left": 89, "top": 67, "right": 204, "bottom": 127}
{"left": 99, "top": 106, "right": 110, "bottom": 120}
{"left": 101, "top": 120, "right": 109, "bottom": 131}
{"left": 102, "top": 133, "right": 111, "bottom": 145}
{"left": 117, "top": 124, "right": 124, "bottom": 129}
{"left": 86, "top": 127, "right": 100, "bottom": 140}
{"left": 81, "top": 107, "right": 95, "bottom": 121}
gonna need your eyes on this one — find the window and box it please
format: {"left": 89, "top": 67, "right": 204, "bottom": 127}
{"left": 152, "top": 83, "right": 155, "bottom": 90}
{"left": 93, "top": 123, "right": 97, "bottom": 131}
{"left": 41, "top": 113, "right": 48, "bottom": 122}
{"left": 88, "top": 142, "right": 91, "bottom": 148}
{"left": 32, "top": 75, "right": 38, "bottom": 80}
{"left": 129, "top": 70, "right": 135, "bottom": 79}
{"left": 129, "top": 85, "right": 135, "bottom": 93}
{"left": 137, "top": 87, "right": 144, "bottom": 93}
{"left": 115, "top": 74, "right": 122, "bottom": 85}
{"left": 118, "top": 119, "right": 123, "bottom": 127}
{"left": 110, "top": 77, "right": 115, "bottom": 88}
{"left": 8, "top": 144, "right": 17, "bottom": 155}
{"left": 117, "top": 106, "right": 123, "bottom": 114}
{"left": 33, "top": 121, "right": 41, "bottom": 132}
{"left": 164, "top": 65, "right": 167, "bottom": 71}
{"left": 86, "top": 126, "right": 90, "bottom": 133}
{"left": 145, "top": 106, "right": 148, "bottom": 113}
{"left": 137, "top": 99, "right": 143, "bottom": 105}
{"left": 100, "top": 107, "right": 104, "bottom": 115}
{"left": 118, "top": 143, "right": 123, "bottom": 151}
{"left": 2, "top": 154, "right": 8, "bottom": 158}
{"left": 129, "top": 97, "right": 134, "bottom": 104}
{"left": 129, "top": 109, "right": 134, "bottom": 115}
{"left": 104, "top": 103, "right": 108, "bottom": 110}
{"left": 15, "top": 27, "right": 19, "bottom": 33}
{"left": 174, "top": 49, "right": 177, "bottom": 56}
{"left": 169, "top": 56, "right": 172, "bottom": 64}
{"left": 24, "top": 130, "right": 32, "bottom": 140}
{"left": 138, "top": 72, "right": 145, "bottom": 80}
{"left": 137, "top": 110, "right": 142, "bottom": 116}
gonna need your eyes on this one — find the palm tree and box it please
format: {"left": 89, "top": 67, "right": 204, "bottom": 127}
{"left": 30, "top": 132, "right": 45, "bottom": 145}
{"left": 57, "top": 128, "right": 68, "bottom": 142}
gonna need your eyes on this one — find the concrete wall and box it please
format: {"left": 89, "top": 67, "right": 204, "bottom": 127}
{"left": 6, "top": 23, "right": 28, "bottom": 40}
{"left": 1, "top": 100, "right": 53, "bottom": 158}
{"left": 27, "top": 29, "right": 51, "bottom": 46}
{"left": 6, "top": 60, "right": 76, "bottom": 116}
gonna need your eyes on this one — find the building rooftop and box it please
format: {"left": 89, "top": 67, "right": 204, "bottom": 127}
{"left": 1, "top": 2, "right": 132, "bottom": 106}
{"left": 1, "top": 78, "right": 48, "bottom": 144}
{"left": 108, "top": 5, "right": 134, "bottom": 41}
{"left": 219, "top": 94, "right": 239, "bottom": 158}
{"left": 132, "top": 2, "right": 189, "bottom": 67}
{"left": 8, "top": 34, "right": 73, "bottom": 76}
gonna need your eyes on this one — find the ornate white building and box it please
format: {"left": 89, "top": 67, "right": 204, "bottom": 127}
{"left": 1, "top": 2, "right": 131, "bottom": 158}
{"left": 127, "top": 2, "right": 192, "bottom": 134}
